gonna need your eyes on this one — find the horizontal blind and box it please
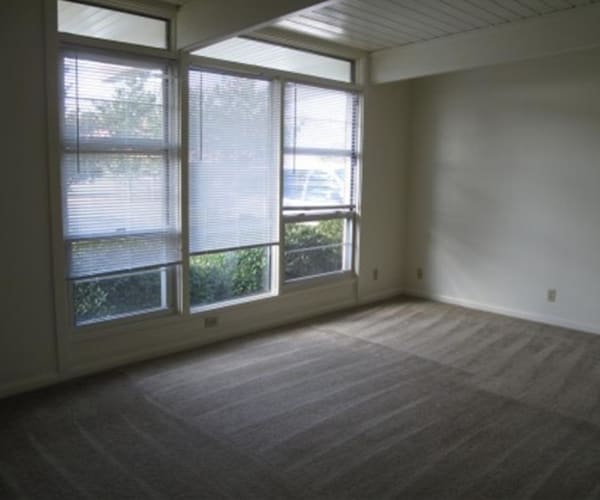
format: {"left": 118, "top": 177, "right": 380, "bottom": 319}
{"left": 62, "top": 51, "right": 179, "bottom": 279}
{"left": 283, "top": 82, "right": 358, "bottom": 208}
{"left": 188, "top": 69, "right": 279, "bottom": 254}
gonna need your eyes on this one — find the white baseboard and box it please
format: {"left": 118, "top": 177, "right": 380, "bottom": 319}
{"left": 0, "top": 372, "right": 61, "bottom": 400}
{"left": 357, "top": 287, "right": 404, "bottom": 305}
{"left": 404, "top": 287, "right": 600, "bottom": 336}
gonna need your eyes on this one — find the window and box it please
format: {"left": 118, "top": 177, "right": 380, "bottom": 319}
{"left": 188, "top": 69, "right": 279, "bottom": 308}
{"left": 283, "top": 82, "right": 359, "bottom": 282}
{"left": 55, "top": 2, "right": 361, "bottom": 328}
{"left": 192, "top": 37, "right": 353, "bottom": 83}
{"left": 61, "top": 51, "right": 179, "bottom": 324}
{"left": 58, "top": 0, "right": 168, "bottom": 49}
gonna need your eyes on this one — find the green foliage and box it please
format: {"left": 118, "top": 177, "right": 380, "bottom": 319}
{"left": 190, "top": 247, "right": 268, "bottom": 306}
{"left": 284, "top": 219, "right": 344, "bottom": 280}
{"left": 73, "top": 271, "right": 162, "bottom": 324}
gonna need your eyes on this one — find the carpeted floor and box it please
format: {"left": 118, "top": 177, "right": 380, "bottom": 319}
{"left": 1, "top": 297, "right": 600, "bottom": 499}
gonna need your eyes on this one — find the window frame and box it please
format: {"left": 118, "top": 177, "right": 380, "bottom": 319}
{"left": 186, "top": 65, "right": 282, "bottom": 312}
{"left": 187, "top": 53, "right": 362, "bottom": 302}
{"left": 280, "top": 80, "right": 360, "bottom": 286}
{"left": 59, "top": 46, "right": 181, "bottom": 329}
{"left": 52, "top": 1, "right": 181, "bottom": 335}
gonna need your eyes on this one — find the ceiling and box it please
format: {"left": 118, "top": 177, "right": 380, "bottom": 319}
{"left": 271, "top": 0, "right": 600, "bottom": 52}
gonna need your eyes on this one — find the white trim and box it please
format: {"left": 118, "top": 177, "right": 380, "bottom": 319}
{"left": 69, "top": 0, "right": 178, "bottom": 20}
{"left": 190, "top": 291, "right": 277, "bottom": 315}
{"left": 59, "top": 33, "right": 177, "bottom": 59}
{"left": 0, "top": 373, "right": 62, "bottom": 400}
{"left": 404, "top": 288, "right": 600, "bottom": 337}
{"left": 45, "top": 0, "right": 70, "bottom": 374}
{"left": 179, "top": 52, "right": 191, "bottom": 316}
{"left": 357, "top": 287, "right": 403, "bottom": 305}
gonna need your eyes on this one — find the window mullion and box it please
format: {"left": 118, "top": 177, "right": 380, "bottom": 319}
{"left": 179, "top": 54, "right": 191, "bottom": 315}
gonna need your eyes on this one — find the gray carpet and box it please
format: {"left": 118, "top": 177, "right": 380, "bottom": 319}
{"left": 2, "top": 297, "right": 600, "bottom": 499}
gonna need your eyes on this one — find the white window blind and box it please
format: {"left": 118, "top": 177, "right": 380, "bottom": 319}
{"left": 61, "top": 51, "right": 179, "bottom": 279}
{"left": 283, "top": 82, "right": 358, "bottom": 208}
{"left": 188, "top": 69, "right": 279, "bottom": 255}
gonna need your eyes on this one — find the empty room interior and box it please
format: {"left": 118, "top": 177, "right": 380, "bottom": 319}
{"left": 2, "top": 0, "right": 600, "bottom": 498}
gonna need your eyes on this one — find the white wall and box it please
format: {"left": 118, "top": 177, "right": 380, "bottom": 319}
{"left": 359, "top": 80, "right": 410, "bottom": 300}
{"left": 0, "top": 0, "right": 59, "bottom": 393}
{"left": 0, "top": 1, "right": 409, "bottom": 397}
{"left": 405, "top": 47, "right": 600, "bottom": 334}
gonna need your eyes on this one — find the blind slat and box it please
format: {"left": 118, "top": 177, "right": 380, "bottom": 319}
{"left": 188, "top": 70, "right": 279, "bottom": 254}
{"left": 283, "top": 82, "right": 358, "bottom": 208}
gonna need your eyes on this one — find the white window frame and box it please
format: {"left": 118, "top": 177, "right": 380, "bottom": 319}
{"left": 59, "top": 47, "right": 180, "bottom": 327}
{"left": 185, "top": 65, "right": 282, "bottom": 313}
{"left": 280, "top": 80, "right": 360, "bottom": 288}
{"left": 49, "top": 0, "right": 181, "bottom": 339}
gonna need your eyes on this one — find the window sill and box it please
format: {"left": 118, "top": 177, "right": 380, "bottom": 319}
{"left": 282, "top": 270, "right": 356, "bottom": 293}
{"left": 190, "top": 291, "right": 277, "bottom": 315}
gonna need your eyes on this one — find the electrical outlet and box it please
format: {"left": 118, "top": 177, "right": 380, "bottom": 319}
{"left": 204, "top": 316, "right": 219, "bottom": 328}
{"left": 417, "top": 267, "right": 423, "bottom": 280}
{"left": 372, "top": 268, "right": 379, "bottom": 281}
{"left": 547, "top": 289, "right": 557, "bottom": 303}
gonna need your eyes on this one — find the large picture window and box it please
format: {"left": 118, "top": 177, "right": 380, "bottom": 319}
{"left": 55, "top": 1, "right": 361, "bottom": 328}
{"left": 61, "top": 51, "right": 179, "bottom": 324}
{"left": 283, "top": 82, "right": 359, "bottom": 282}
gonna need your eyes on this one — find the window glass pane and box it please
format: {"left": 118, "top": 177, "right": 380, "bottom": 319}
{"left": 188, "top": 70, "right": 279, "bottom": 254}
{"left": 192, "top": 37, "right": 352, "bottom": 83}
{"left": 64, "top": 154, "right": 169, "bottom": 236}
{"left": 283, "top": 155, "right": 352, "bottom": 207}
{"left": 73, "top": 268, "right": 170, "bottom": 325}
{"left": 284, "top": 83, "right": 357, "bottom": 151}
{"left": 283, "top": 83, "right": 358, "bottom": 208}
{"left": 58, "top": 0, "right": 168, "bottom": 49}
{"left": 63, "top": 56, "right": 165, "bottom": 147}
{"left": 190, "top": 247, "right": 271, "bottom": 307}
{"left": 284, "top": 219, "right": 350, "bottom": 280}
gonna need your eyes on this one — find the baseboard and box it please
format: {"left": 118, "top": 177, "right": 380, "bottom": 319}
{"left": 404, "top": 287, "right": 600, "bottom": 336}
{"left": 357, "top": 287, "right": 404, "bottom": 305}
{"left": 0, "top": 372, "right": 61, "bottom": 400}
